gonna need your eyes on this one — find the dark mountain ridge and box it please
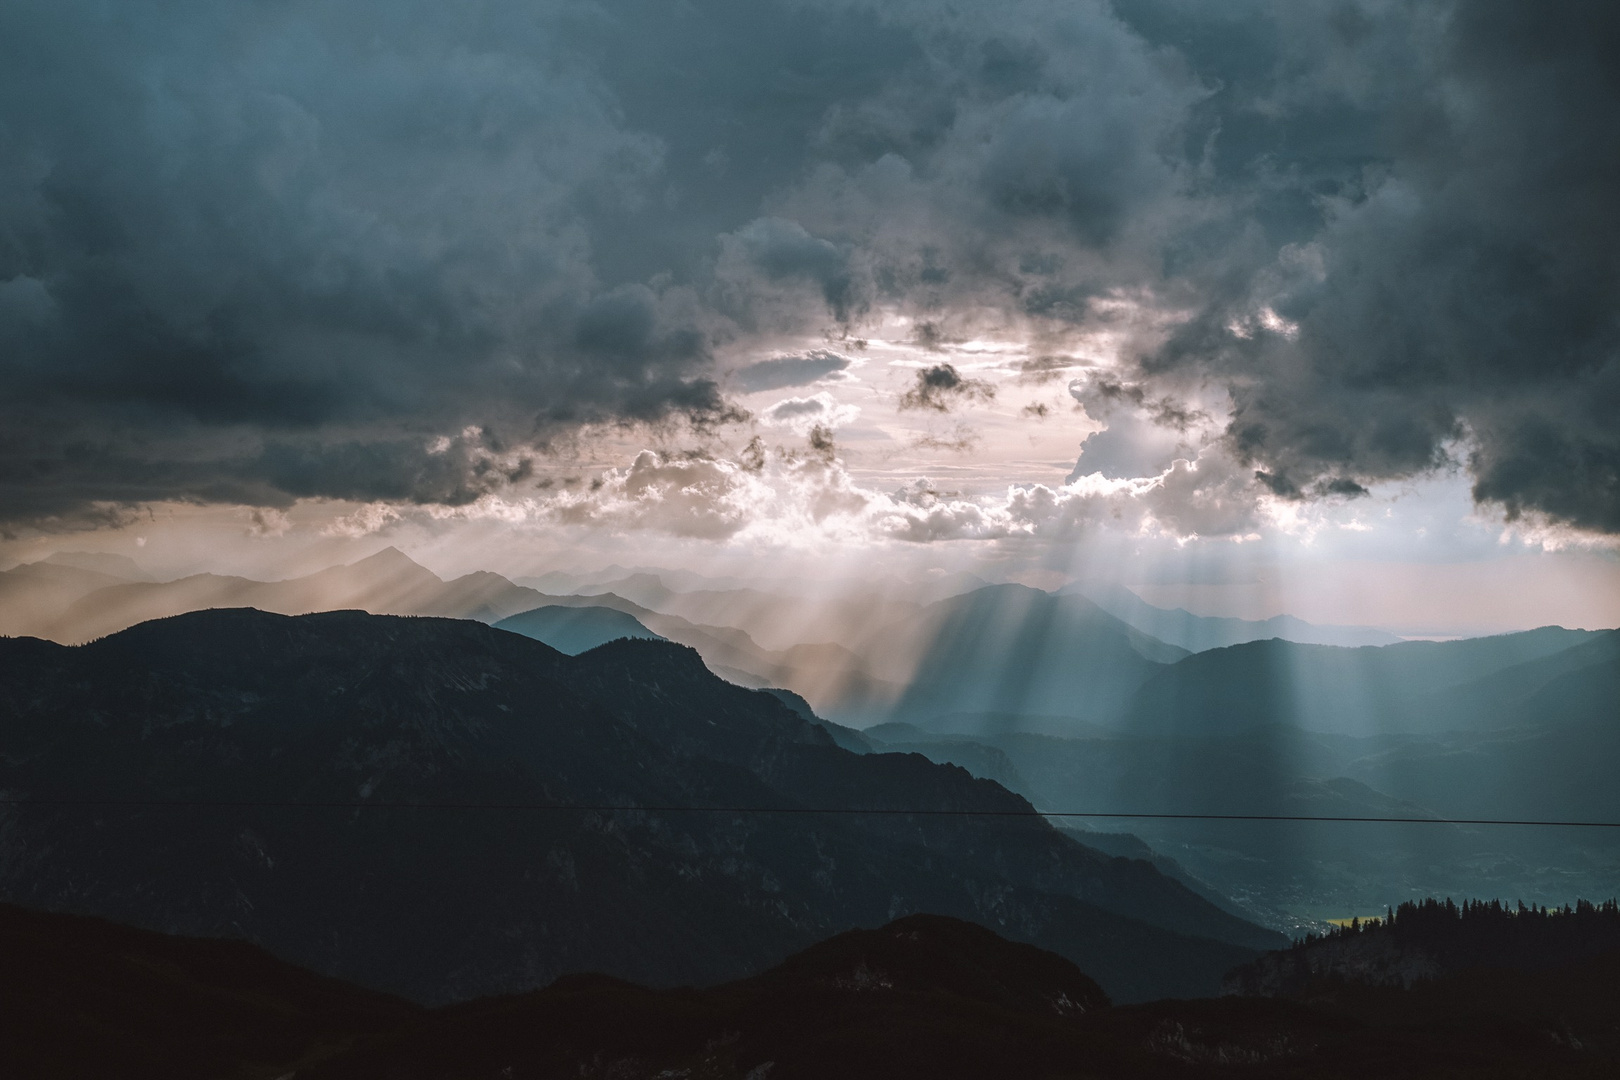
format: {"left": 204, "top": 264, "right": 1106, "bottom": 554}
{"left": 9, "top": 900, "right": 1620, "bottom": 1080}
{"left": 0, "top": 902, "right": 414, "bottom": 1080}
{"left": 0, "top": 607, "right": 1278, "bottom": 1004}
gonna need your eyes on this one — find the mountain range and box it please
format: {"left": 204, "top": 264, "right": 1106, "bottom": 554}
{"left": 859, "top": 620, "right": 1620, "bottom": 930}
{"left": 4, "top": 545, "right": 1616, "bottom": 933}
{"left": 1073, "top": 582, "right": 1405, "bottom": 650}
{"left": 1121, "top": 627, "right": 1611, "bottom": 739}
{"left": 0, "top": 550, "right": 1422, "bottom": 731}
{"left": 0, "top": 607, "right": 1281, "bottom": 1005}
{"left": 0, "top": 548, "right": 905, "bottom": 719}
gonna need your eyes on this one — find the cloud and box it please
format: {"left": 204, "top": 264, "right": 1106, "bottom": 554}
{"left": 528, "top": 437, "right": 1264, "bottom": 547}
{"left": 1110, "top": 0, "right": 1620, "bottom": 533}
{"left": 3, "top": 0, "right": 1615, "bottom": 537}
{"left": 245, "top": 508, "right": 291, "bottom": 538}
{"left": 715, "top": 218, "right": 862, "bottom": 327}
{"left": 551, "top": 451, "right": 756, "bottom": 540}
{"left": 1013, "top": 356, "right": 1084, "bottom": 385}
{"left": 544, "top": 444, "right": 872, "bottom": 542}
{"left": 760, "top": 392, "right": 861, "bottom": 435}
{"left": 898, "top": 364, "right": 996, "bottom": 412}
{"left": 731, "top": 350, "right": 853, "bottom": 393}
{"left": 321, "top": 503, "right": 403, "bottom": 540}
{"left": 1068, "top": 412, "right": 1191, "bottom": 482}
{"left": 0, "top": 0, "right": 732, "bottom": 525}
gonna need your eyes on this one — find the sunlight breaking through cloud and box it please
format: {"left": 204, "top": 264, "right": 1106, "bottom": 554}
{"left": 401, "top": 440, "right": 1276, "bottom": 549}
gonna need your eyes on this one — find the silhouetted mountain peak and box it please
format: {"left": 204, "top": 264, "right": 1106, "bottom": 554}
{"left": 38, "top": 551, "right": 154, "bottom": 582}
{"left": 344, "top": 546, "right": 439, "bottom": 581}
{"left": 573, "top": 634, "right": 712, "bottom": 675}
{"left": 891, "top": 583, "right": 1186, "bottom": 732}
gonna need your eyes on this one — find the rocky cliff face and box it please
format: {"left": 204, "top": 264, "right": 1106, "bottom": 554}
{"left": 0, "top": 608, "right": 1280, "bottom": 1003}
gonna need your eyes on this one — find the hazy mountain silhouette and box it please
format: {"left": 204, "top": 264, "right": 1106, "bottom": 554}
{"left": 503, "top": 591, "right": 903, "bottom": 716}
{"left": 1400, "top": 628, "right": 1620, "bottom": 734}
{"left": 1073, "top": 582, "right": 1403, "bottom": 650}
{"left": 495, "top": 604, "right": 665, "bottom": 654}
{"left": 885, "top": 584, "right": 1189, "bottom": 733}
{"left": 583, "top": 573, "right": 927, "bottom": 655}
{"left": 0, "top": 560, "right": 136, "bottom": 637}
{"left": 858, "top": 627, "right": 1620, "bottom": 930}
{"left": 37, "top": 550, "right": 156, "bottom": 581}
{"left": 0, "top": 549, "right": 899, "bottom": 716}
{"left": 1121, "top": 626, "right": 1606, "bottom": 738}
{"left": 0, "top": 608, "right": 1280, "bottom": 1005}
{"left": 1, "top": 547, "right": 556, "bottom": 643}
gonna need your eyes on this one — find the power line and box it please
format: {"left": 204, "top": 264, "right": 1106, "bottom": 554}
{"left": 2, "top": 797, "right": 1618, "bottom": 828}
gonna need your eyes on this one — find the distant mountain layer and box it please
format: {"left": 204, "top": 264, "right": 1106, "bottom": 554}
{"left": 0, "top": 548, "right": 903, "bottom": 722}
{"left": 851, "top": 637, "right": 1620, "bottom": 929}
{"left": 0, "top": 546, "right": 551, "bottom": 643}
{"left": 0, "top": 608, "right": 1279, "bottom": 1005}
{"left": 10, "top": 902, "right": 1620, "bottom": 1080}
{"left": 885, "top": 584, "right": 1190, "bottom": 733}
{"left": 38, "top": 550, "right": 156, "bottom": 581}
{"left": 5, "top": 548, "right": 1604, "bottom": 746}
{"left": 495, "top": 604, "right": 664, "bottom": 654}
{"left": 1122, "top": 626, "right": 1614, "bottom": 737}
{"left": 1076, "top": 583, "right": 1404, "bottom": 650}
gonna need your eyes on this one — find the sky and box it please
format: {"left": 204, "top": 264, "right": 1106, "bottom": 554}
{"left": 1, "top": 0, "right": 1617, "bottom": 637}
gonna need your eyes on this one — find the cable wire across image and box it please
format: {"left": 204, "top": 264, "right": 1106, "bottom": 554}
{"left": 3, "top": 797, "right": 1618, "bottom": 828}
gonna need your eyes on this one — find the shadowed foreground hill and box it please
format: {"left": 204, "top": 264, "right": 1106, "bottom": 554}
{"left": 7, "top": 903, "right": 1620, "bottom": 1080}
{"left": 0, "top": 902, "right": 415, "bottom": 1080}
{"left": 0, "top": 608, "right": 1278, "bottom": 1004}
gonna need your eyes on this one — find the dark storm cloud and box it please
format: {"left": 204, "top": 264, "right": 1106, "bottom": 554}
{"left": 731, "top": 350, "right": 852, "bottom": 393}
{"left": 0, "top": 0, "right": 756, "bottom": 523}
{"left": 1113, "top": 0, "right": 1620, "bottom": 532}
{"left": 898, "top": 364, "right": 995, "bottom": 413}
{"left": 3, "top": 0, "right": 1617, "bottom": 533}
